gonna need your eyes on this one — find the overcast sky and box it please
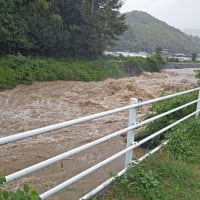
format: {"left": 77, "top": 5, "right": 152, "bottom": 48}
{"left": 120, "top": 0, "right": 200, "bottom": 30}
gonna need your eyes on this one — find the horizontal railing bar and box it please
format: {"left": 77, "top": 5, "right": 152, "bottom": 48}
{"left": 138, "top": 87, "right": 199, "bottom": 107}
{"left": 135, "top": 140, "right": 169, "bottom": 164}
{"left": 1, "top": 88, "right": 199, "bottom": 146}
{"left": 80, "top": 141, "right": 169, "bottom": 200}
{"left": 0, "top": 104, "right": 134, "bottom": 146}
{"left": 5, "top": 125, "right": 135, "bottom": 183}
{"left": 81, "top": 140, "right": 169, "bottom": 200}
{"left": 79, "top": 168, "right": 127, "bottom": 200}
{"left": 5, "top": 100, "right": 198, "bottom": 183}
{"left": 39, "top": 110, "right": 198, "bottom": 199}
{"left": 133, "top": 110, "right": 197, "bottom": 150}
{"left": 136, "top": 99, "right": 198, "bottom": 127}
{"left": 39, "top": 143, "right": 138, "bottom": 199}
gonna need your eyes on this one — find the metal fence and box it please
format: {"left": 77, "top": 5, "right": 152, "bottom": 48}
{"left": 1, "top": 87, "right": 200, "bottom": 199}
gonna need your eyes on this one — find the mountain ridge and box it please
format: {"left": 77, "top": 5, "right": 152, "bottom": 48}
{"left": 110, "top": 11, "right": 200, "bottom": 55}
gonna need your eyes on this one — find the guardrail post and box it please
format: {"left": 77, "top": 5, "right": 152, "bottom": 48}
{"left": 196, "top": 88, "right": 200, "bottom": 117}
{"left": 125, "top": 98, "right": 138, "bottom": 168}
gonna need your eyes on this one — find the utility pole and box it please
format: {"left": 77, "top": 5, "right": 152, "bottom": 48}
{"left": 91, "top": 0, "right": 94, "bottom": 16}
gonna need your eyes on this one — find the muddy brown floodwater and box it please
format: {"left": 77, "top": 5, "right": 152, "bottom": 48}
{"left": 0, "top": 69, "right": 197, "bottom": 199}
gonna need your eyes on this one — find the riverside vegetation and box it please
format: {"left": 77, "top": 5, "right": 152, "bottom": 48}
{"left": 0, "top": 183, "right": 40, "bottom": 200}
{"left": 0, "top": 53, "right": 165, "bottom": 91}
{"left": 96, "top": 91, "right": 200, "bottom": 200}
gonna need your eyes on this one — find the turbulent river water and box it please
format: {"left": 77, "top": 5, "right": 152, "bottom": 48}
{"left": 0, "top": 68, "right": 198, "bottom": 199}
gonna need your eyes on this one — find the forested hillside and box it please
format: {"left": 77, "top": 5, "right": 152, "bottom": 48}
{"left": 0, "top": 0, "right": 126, "bottom": 57}
{"left": 110, "top": 11, "right": 200, "bottom": 55}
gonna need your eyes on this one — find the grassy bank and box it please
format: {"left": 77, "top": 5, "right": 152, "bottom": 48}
{"left": 0, "top": 53, "right": 165, "bottom": 91}
{"left": 0, "top": 55, "right": 124, "bottom": 90}
{"left": 96, "top": 91, "right": 200, "bottom": 200}
{"left": 97, "top": 118, "right": 200, "bottom": 200}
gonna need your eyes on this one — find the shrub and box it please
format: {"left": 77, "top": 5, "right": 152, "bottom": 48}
{"left": 125, "top": 53, "right": 165, "bottom": 73}
{"left": 0, "top": 55, "right": 124, "bottom": 90}
{"left": 139, "top": 90, "right": 198, "bottom": 148}
{"left": 0, "top": 183, "right": 40, "bottom": 200}
{"left": 0, "top": 68, "right": 16, "bottom": 90}
{"left": 195, "top": 69, "right": 200, "bottom": 85}
{"left": 111, "top": 165, "right": 160, "bottom": 200}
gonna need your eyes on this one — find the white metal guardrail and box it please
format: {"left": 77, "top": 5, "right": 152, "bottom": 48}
{"left": 1, "top": 87, "right": 200, "bottom": 199}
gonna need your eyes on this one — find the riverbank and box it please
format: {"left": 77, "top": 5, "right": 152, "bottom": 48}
{"left": 0, "top": 54, "right": 165, "bottom": 91}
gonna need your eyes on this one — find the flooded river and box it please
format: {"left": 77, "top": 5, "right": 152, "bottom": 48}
{"left": 0, "top": 69, "right": 197, "bottom": 199}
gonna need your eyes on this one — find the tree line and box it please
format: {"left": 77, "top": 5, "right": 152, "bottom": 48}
{"left": 0, "top": 0, "right": 127, "bottom": 57}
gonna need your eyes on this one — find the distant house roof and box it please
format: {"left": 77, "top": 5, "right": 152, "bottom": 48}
{"left": 173, "top": 53, "right": 186, "bottom": 57}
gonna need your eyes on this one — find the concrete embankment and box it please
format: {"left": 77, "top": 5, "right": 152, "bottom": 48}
{"left": 163, "top": 63, "right": 200, "bottom": 69}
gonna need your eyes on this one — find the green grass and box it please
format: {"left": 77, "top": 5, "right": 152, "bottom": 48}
{"left": 112, "top": 53, "right": 165, "bottom": 72}
{"left": 0, "top": 53, "right": 166, "bottom": 91}
{"left": 0, "top": 54, "right": 124, "bottom": 90}
{"left": 100, "top": 152, "right": 200, "bottom": 200}
{"left": 96, "top": 91, "right": 200, "bottom": 200}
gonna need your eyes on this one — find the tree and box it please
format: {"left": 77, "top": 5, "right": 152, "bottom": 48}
{"left": 0, "top": 0, "right": 127, "bottom": 57}
{"left": 155, "top": 47, "right": 162, "bottom": 54}
{"left": 21, "top": 0, "right": 53, "bottom": 13}
{"left": 192, "top": 52, "right": 197, "bottom": 61}
{"left": 0, "top": 0, "right": 33, "bottom": 54}
{"left": 57, "top": 0, "right": 127, "bottom": 57}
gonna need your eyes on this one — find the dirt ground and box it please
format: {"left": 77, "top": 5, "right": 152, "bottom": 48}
{"left": 0, "top": 68, "right": 198, "bottom": 199}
